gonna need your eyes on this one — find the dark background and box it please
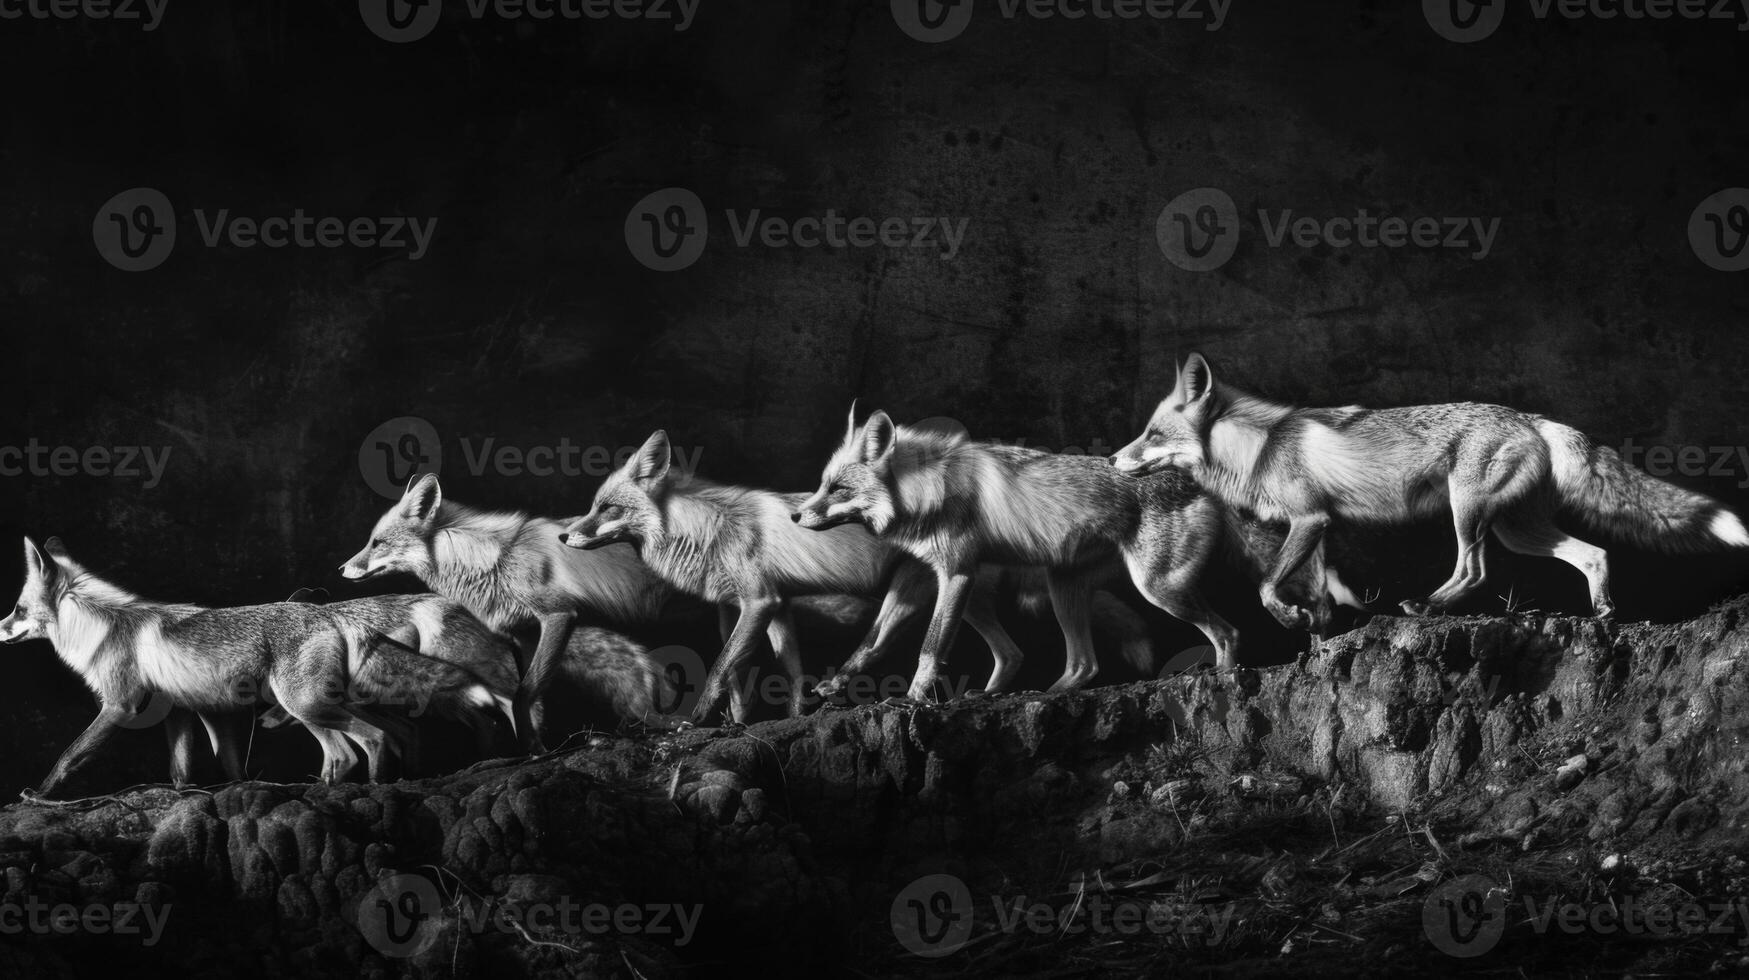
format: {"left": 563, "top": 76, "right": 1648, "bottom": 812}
{"left": 2, "top": 0, "right": 1746, "bottom": 792}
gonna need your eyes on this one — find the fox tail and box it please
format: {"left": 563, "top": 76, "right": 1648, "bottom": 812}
{"left": 1537, "top": 420, "right": 1749, "bottom": 551}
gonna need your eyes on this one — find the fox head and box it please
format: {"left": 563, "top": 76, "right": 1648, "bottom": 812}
{"left": 0, "top": 537, "right": 70, "bottom": 645}
{"left": 559, "top": 430, "right": 672, "bottom": 551}
{"left": 1112, "top": 351, "right": 1218, "bottom": 476}
{"left": 794, "top": 406, "right": 900, "bottom": 535}
{"left": 340, "top": 474, "right": 445, "bottom": 582}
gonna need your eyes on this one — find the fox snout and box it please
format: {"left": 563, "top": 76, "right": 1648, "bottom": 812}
{"left": 559, "top": 516, "right": 623, "bottom": 550}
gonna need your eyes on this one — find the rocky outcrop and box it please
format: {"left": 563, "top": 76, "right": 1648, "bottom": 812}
{"left": 3, "top": 604, "right": 1748, "bottom": 978}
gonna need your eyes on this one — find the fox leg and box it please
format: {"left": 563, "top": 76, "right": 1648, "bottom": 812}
{"left": 166, "top": 711, "right": 200, "bottom": 788}
{"left": 718, "top": 604, "right": 756, "bottom": 722}
{"left": 910, "top": 565, "right": 976, "bottom": 702}
{"left": 764, "top": 606, "right": 808, "bottom": 717}
{"left": 1260, "top": 513, "right": 1330, "bottom": 629}
{"left": 200, "top": 712, "right": 249, "bottom": 782}
{"left": 514, "top": 611, "right": 577, "bottom": 756}
{"left": 1494, "top": 510, "right": 1614, "bottom": 618}
{"left": 817, "top": 560, "right": 933, "bottom": 698}
{"left": 38, "top": 703, "right": 136, "bottom": 798}
{"left": 1125, "top": 527, "right": 1240, "bottom": 671}
{"left": 1045, "top": 570, "right": 1098, "bottom": 693}
{"left": 963, "top": 584, "right": 1026, "bottom": 694}
{"left": 1089, "top": 591, "right": 1154, "bottom": 675}
{"left": 695, "top": 597, "right": 779, "bottom": 725}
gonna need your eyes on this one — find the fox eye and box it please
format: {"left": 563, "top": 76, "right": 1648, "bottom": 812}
{"left": 369, "top": 538, "right": 381, "bottom": 548}
{"left": 602, "top": 505, "right": 621, "bottom": 518}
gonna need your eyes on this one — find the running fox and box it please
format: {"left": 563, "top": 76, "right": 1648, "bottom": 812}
{"left": 340, "top": 475, "right": 675, "bottom": 752}
{"left": 0, "top": 538, "right": 510, "bottom": 795}
{"left": 1111, "top": 352, "right": 1749, "bottom": 624}
{"left": 559, "top": 430, "right": 1111, "bottom": 723}
{"left": 793, "top": 410, "right": 1328, "bottom": 695}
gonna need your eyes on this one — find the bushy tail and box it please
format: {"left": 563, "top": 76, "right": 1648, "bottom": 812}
{"left": 1088, "top": 591, "right": 1155, "bottom": 674}
{"left": 1537, "top": 421, "right": 1749, "bottom": 552}
{"left": 558, "top": 626, "right": 676, "bottom": 724}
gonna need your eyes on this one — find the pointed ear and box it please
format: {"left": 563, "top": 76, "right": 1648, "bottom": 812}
{"left": 1180, "top": 352, "right": 1216, "bottom": 403}
{"left": 42, "top": 536, "right": 69, "bottom": 559}
{"left": 21, "top": 537, "right": 52, "bottom": 584}
{"left": 630, "top": 430, "right": 673, "bottom": 483}
{"left": 861, "top": 411, "right": 897, "bottom": 465}
{"left": 401, "top": 473, "right": 442, "bottom": 521}
{"left": 844, "top": 399, "right": 860, "bottom": 445}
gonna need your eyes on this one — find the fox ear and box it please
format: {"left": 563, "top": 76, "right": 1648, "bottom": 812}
{"left": 21, "top": 537, "right": 53, "bottom": 584}
{"left": 402, "top": 473, "right": 442, "bottom": 521}
{"left": 631, "top": 430, "right": 672, "bottom": 483}
{"left": 42, "top": 536, "right": 69, "bottom": 559}
{"left": 862, "top": 411, "right": 897, "bottom": 465}
{"left": 844, "top": 399, "right": 860, "bottom": 445}
{"left": 1180, "top": 352, "right": 1215, "bottom": 403}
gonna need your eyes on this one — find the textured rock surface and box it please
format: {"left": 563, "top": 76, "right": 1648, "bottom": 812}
{"left": 2, "top": 604, "right": 1748, "bottom": 977}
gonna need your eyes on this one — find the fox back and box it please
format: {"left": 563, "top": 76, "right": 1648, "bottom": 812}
{"left": 341, "top": 473, "right": 671, "bottom": 632}
{"left": 568, "top": 431, "right": 901, "bottom": 602}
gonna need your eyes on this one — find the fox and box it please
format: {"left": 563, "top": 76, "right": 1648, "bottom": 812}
{"left": 0, "top": 537, "right": 509, "bottom": 795}
{"left": 264, "top": 595, "right": 674, "bottom": 744}
{"left": 792, "top": 409, "right": 1337, "bottom": 696}
{"left": 339, "top": 474, "right": 676, "bottom": 753}
{"left": 255, "top": 594, "right": 524, "bottom": 768}
{"left": 1110, "top": 351, "right": 1749, "bottom": 624}
{"left": 557, "top": 430, "right": 1102, "bottom": 723}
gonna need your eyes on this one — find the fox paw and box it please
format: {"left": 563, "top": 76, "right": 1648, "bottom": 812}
{"left": 1264, "top": 598, "right": 1313, "bottom": 630}
{"left": 814, "top": 676, "right": 850, "bottom": 699}
{"left": 1399, "top": 599, "right": 1435, "bottom": 616}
